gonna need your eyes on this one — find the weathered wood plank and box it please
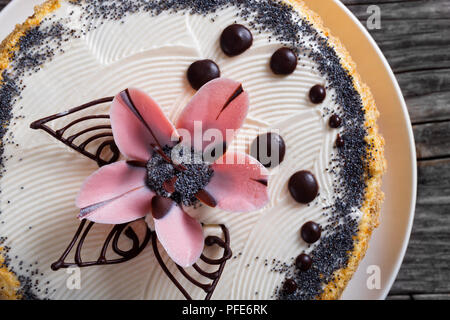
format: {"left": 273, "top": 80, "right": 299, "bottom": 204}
{"left": 386, "top": 294, "right": 413, "bottom": 300}
{"left": 391, "top": 159, "right": 450, "bottom": 299}
{"left": 406, "top": 91, "right": 450, "bottom": 124}
{"left": 389, "top": 293, "right": 450, "bottom": 300}
{"left": 399, "top": 69, "right": 450, "bottom": 123}
{"left": 370, "top": 22, "right": 450, "bottom": 74}
{"left": 390, "top": 158, "right": 450, "bottom": 295}
{"left": 343, "top": 0, "right": 450, "bottom": 20}
{"left": 413, "top": 293, "right": 450, "bottom": 300}
{"left": 391, "top": 202, "right": 450, "bottom": 294}
{"left": 342, "top": 1, "right": 450, "bottom": 123}
{"left": 416, "top": 158, "right": 450, "bottom": 205}
{"left": 414, "top": 121, "right": 450, "bottom": 160}
{"left": 342, "top": 0, "right": 413, "bottom": 4}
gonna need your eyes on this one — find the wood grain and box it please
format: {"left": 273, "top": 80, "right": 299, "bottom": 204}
{"left": 414, "top": 121, "right": 450, "bottom": 160}
{"left": 342, "top": 0, "right": 450, "bottom": 299}
{"left": 1, "top": 0, "right": 449, "bottom": 300}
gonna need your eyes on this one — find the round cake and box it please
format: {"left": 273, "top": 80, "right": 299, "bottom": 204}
{"left": 0, "top": 0, "right": 385, "bottom": 300}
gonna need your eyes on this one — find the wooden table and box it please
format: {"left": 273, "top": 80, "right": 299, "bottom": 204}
{"left": 1, "top": 0, "right": 449, "bottom": 300}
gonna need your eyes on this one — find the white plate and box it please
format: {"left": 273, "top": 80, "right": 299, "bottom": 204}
{"left": 0, "top": 0, "right": 416, "bottom": 300}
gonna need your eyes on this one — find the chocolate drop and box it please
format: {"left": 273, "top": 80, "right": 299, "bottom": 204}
{"left": 309, "top": 84, "right": 326, "bottom": 104}
{"left": 283, "top": 278, "right": 297, "bottom": 294}
{"left": 151, "top": 196, "right": 174, "bottom": 219}
{"left": 288, "top": 171, "right": 319, "bottom": 204}
{"left": 250, "top": 132, "right": 286, "bottom": 168}
{"left": 220, "top": 24, "right": 253, "bottom": 56}
{"left": 300, "top": 221, "right": 321, "bottom": 244}
{"left": 187, "top": 59, "right": 220, "bottom": 90}
{"left": 329, "top": 114, "right": 342, "bottom": 128}
{"left": 195, "top": 189, "right": 217, "bottom": 208}
{"left": 126, "top": 160, "right": 147, "bottom": 168}
{"left": 295, "top": 253, "right": 312, "bottom": 271}
{"left": 336, "top": 134, "right": 345, "bottom": 148}
{"left": 270, "top": 47, "right": 297, "bottom": 75}
{"left": 163, "top": 176, "right": 177, "bottom": 194}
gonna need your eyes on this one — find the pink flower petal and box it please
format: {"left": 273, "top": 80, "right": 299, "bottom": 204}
{"left": 76, "top": 161, "right": 147, "bottom": 209}
{"left": 152, "top": 196, "right": 204, "bottom": 267}
{"left": 79, "top": 186, "right": 153, "bottom": 224}
{"left": 110, "top": 88, "right": 178, "bottom": 161}
{"left": 204, "top": 151, "right": 269, "bottom": 212}
{"left": 176, "top": 78, "right": 249, "bottom": 151}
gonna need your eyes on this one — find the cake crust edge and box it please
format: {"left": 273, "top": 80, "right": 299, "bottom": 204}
{"left": 0, "top": 0, "right": 61, "bottom": 82}
{"left": 0, "top": 0, "right": 61, "bottom": 300}
{"left": 287, "top": 0, "right": 386, "bottom": 300}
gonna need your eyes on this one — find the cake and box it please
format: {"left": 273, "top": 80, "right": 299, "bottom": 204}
{"left": 0, "top": 0, "right": 385, "bottom": 300}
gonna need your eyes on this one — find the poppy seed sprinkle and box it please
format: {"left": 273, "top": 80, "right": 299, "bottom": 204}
{"left": 146, "top": 145, "right": 213, "bottom": 207}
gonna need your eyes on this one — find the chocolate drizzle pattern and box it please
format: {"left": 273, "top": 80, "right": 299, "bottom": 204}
{"left": 30, "top": 98, "right": 232, "bottom": 300}
{"left": 152, "top": 224, "right": 232, "bottom": 300}
{"left": 50, "top": 218, "right": 232, "bottom": 300}
{"left": 51, "top": 219, "right": 152, "bottom": 270}
{"left": 30, "top": 97, "right": 119, "bottom": 167}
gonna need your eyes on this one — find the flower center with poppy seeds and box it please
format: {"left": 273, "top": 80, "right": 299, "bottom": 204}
{"left": 146, "top": 144, "right": 214, "bottom": 207}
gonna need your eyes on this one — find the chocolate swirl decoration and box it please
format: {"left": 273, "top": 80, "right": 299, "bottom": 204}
{"left": 152, "top": 224, "right": 232, "bottom": 300}
{"left": 51, "top": 219, "right": 152, "bottom": 270}
{"left": 31, "top": 97, "right": 233, "bottom": 300}
{"left": 30, "top": 97, "right": 119, "bottom": 167}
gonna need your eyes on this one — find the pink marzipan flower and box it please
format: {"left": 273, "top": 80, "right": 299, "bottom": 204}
{"left": 75, "top": 78, "right": 269, "bottom": 267}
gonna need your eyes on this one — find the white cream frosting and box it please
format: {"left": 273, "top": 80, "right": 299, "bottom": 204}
{"left": 0, "top": 1, "right": 361, "bottom": 299}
